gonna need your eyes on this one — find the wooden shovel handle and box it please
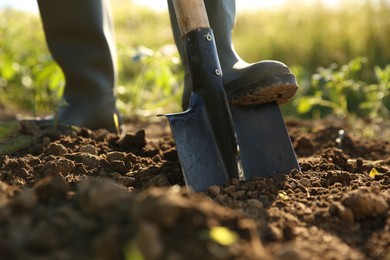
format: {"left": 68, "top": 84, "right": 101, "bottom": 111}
{"left": 172, "top": 0, "right": 210, "bottom": 36}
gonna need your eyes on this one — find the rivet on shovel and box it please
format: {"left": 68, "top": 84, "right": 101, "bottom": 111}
{"left": 205, "top": 32, "right": 213, "bottom": 41}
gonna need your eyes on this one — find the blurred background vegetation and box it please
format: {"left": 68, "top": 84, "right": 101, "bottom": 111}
{"left": 0, "top": 0, "right": 389, "bottom": 122}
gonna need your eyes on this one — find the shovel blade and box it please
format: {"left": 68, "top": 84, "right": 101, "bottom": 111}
{"left": 230, "top": 102, "right": 300, "bottom": 180}
{"left": 166, "top": 103, "right": 231, "bottom": 192}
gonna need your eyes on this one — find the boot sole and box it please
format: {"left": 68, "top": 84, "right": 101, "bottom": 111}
{"left": 226, "top": 74, "right": 298, "bottom": 106}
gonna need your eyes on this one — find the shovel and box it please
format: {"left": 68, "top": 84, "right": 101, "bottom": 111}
{"left": 166, "top": 0, "right": 300, "bottom": 191}
{"left": 166, "top": 0, "right": 240, "bottom": 191}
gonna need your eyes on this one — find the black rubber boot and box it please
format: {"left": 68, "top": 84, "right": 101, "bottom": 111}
{"left": 37, "top": 0, "right": 120, "bottom": 132}
{"left": 168, "top": 0, "right": 298, "bottom": 109}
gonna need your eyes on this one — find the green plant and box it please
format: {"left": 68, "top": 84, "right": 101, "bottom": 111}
{"left": 116, "top": 45, "right": 183, "bottom": 116}
{"left": 0, "top": 9, "right": 64, "bottom": 115}
{"left": 294, "top": 57, "right": 389, "bottom": 120}
{"left": 359, "top": 65, "right": 390, "bottom": 119}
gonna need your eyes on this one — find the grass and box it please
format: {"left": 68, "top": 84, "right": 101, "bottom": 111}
{"left": 0, "top": 0, "right": 389, "bottom": 120}
{"left": 234, "top": 0, "right": 390, "bottom": 72}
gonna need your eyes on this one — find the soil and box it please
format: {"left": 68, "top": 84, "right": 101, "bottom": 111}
{"left": 0, "top": 115, "right": 389, "bottom": 260}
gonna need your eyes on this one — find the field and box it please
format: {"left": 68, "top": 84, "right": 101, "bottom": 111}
{"left": 0, "top": 0, "right": 389, "bottom": 119}
{"left": 0, "top": 0, "right": 389, "bottom": 259}
{"left": 0, "top": 116, "right": 389, "bottom": 259}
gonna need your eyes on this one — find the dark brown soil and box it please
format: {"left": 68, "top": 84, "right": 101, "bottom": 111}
{"left": 0, "top": 116, "right": 389, "bottom": 260}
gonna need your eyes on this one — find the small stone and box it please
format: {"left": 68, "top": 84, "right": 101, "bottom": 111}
{"left": 79, "top": 145, "right": 98, "bottom": 155}
{"left": 299, "top": 178, "right": 311, "bottom": 187}
{"left": 45, "top": 143, "right": 68, "bottom": 156}
{"left": 110, "top": 172, "right": 122, "bottom": 179}
{"left": 42, "top": 159, "right": 75, "bottom": 177}
{"left": 11, "top": 177, "right": 26, "bottom": 186}
{"left": 246, "top": 199, "right": 263, "bottom": 209}
{"left": 116, "top": 176, "right": 136, "bottom": 187}
{"left": 263, "top": 224, "right": 283, "bottom": 242}
{"left": 303, "top": 206, "right": 313, "bottom": 215}
{"left": 147, "top": 175, "right": 171, "bottom": 187}
{"left": 42, "top": 136, "right": 51, "bottom": 147}
{"left": 342, "top": 188, "right": 388, "bottom": 220}
{"left": 232, "top": 190, "right": 245, "bottom": 198}
{"left": 106, "top": 152, "right": 126, "bottom": 162}
{"left": 76, "top": 179, "right": 130, "bottom": 215}
{"left": 277, "top": 243, "right": 309, "bottom": 260}
{"left": 134, "top": 188, "right": 187, "bottom": 228}
{"left": 34, "top": 175, "right": 69, "bottom": 201}
{"left": 224, "top": 185, "right": 235, "bottom": 194}
{"left": 162, "top": 148, "right": 178, "bottom": 161}
{"left": 294, "top": 136, "right": 314, "bottom": 156}
{"left": 79, "top": 153, "right": 101, "bottom": 168}
{"left": 231, "top": 178, "right": 239, "bottom": 185}
{"left": 215, "top": 194, "right": 229, "bottom": 204}
{"left": 117, "top": 130, "right": 147, "bottom": 148}
{"left": 207, "top": 185, "right": 221, "bottom": 196}
{"left": 10, "top": 189, "right": 37, "bottom": 209}
{"left": 108, "top": 160, "right": 127, "bottom": 173}
{"left": 125, "top": 153, "right": 138, "bottom": 163}
{"left": 329, "top": 202, "right": 355, "bottom": 223}
{"left": 290, "top": 182, "right": 297, "bottom": 189}
{"left": 339, "top": 206, "right": 354, "bottom": 223}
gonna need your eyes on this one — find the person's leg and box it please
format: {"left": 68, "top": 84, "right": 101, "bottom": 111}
{"left": 168, "top": 0, "right": 298, "bottom": 109}
{"left": 37, "top": 0, "right": 119, "bottom": 131}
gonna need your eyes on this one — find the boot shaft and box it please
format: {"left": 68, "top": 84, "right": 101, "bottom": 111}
{"left": 37, "top": 0, "right": 119, "bottom": 131}
{"left": 38, "top": 0, "right": 117, "bottom": 101}
{"left": 168, "top": 0, "right": 238, "bottom": 71}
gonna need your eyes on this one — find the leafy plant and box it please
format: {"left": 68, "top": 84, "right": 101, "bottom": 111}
{"left": 116, "top": 45, "right": 183, "bottom": 116}
{"left": 0, "top": 9, "right": 64, "bottom": 115}
{"left": 295, "top": 57, "right": 389, "bottom": 120}
{"left": 359, "top": 65, "right": 390, "bottom": 119}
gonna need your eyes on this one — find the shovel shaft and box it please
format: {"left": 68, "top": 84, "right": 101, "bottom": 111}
{"left": 172, "top": 0, "right": 210, "bottom": 35}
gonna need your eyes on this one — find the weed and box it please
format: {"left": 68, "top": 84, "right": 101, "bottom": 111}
{"left": 360, "top": 65, "right": 390, "bottom": 119}
{"left": 295, "top": 57, "right": 389, "bottom": 120}
{"left": 116, "top": 45, "right": 183, "bottom": 116}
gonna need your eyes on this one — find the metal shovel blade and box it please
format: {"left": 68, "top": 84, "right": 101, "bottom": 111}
{"left": 230, "top": 102, "right": 300, "bottom": 180}
{"left": 166, "top": 94, "right": 232, "bottom": 192}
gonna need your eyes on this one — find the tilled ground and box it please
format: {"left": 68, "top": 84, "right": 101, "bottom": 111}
{"left": 0, "top": 117, "right": 389, "bottom": 260}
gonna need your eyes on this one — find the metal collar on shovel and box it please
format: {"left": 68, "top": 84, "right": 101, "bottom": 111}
{"left": 165, "top": 0, "right": 300, "bottom": 192}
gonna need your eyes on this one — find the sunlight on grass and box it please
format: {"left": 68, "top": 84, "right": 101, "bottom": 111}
{"left": 0, "top": 0, "right": 389, "bottom": 120}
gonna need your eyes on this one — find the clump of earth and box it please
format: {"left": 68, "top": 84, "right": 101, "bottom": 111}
{"left": 0, "top": 116, "right": 389, "bottom": 259}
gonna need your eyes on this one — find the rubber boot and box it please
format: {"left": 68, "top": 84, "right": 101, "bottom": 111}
{"left": 168, "top": 0, "right": 298, "bottom": 109}
{"left": 37, "top": 0, "right": 119, "bottom": 132}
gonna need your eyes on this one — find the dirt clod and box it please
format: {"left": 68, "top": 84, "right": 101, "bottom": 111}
{"left": 342, "top": 188, "right": 389, "bottom": 221}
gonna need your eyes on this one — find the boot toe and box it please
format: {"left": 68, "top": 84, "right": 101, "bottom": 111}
{"left": 224, "top": 60, "right": 298, "bottom": 106}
